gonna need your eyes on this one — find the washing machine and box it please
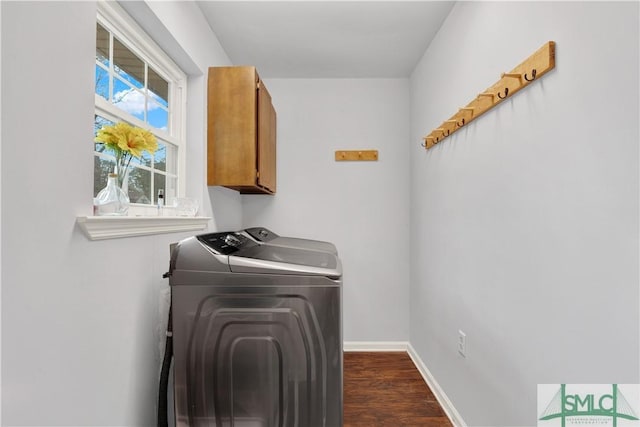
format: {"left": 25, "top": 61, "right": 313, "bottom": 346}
{"left": 169, "top": 231, "right": 343, "bottom": 427}
{"left": 242, "top": 227, "right": 338, "bottom": 255}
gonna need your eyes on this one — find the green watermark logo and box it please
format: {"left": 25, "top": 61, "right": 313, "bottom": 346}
{"left": 538, "top": 384, "right": 639, "bottom": 426}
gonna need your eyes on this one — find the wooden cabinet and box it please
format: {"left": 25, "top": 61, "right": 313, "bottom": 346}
{"left": 207, "top": 66, "right": 276, "bottom": 194}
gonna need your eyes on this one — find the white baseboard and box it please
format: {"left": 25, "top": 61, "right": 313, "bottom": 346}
{"left": 407, "top": 343, "right": 466, "bottom": 427}
{"left": 343, "top": 341, "right": 409, "bottom": 352}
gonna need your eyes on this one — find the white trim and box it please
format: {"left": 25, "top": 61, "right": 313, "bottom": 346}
{"left": 76, "top": 216, "right": 210, "bottom": 241}
{"left": 407, "top": 343, "right": 467, "bottom": 427}
{"left": 97, "top": 1, "right": 184, "bottom": 84}
{"left": 176, "top": 83, "right": 187, "bottom": 196}
{"left": 343, "top": 341, "right": 409, "bottom": 352}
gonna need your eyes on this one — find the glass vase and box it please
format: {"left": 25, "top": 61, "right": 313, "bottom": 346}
{"left": 95, "top": 173, "right": 130, "bottom": 216}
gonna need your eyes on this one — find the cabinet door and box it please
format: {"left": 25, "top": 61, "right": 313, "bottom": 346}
{"left": 207, "top": 67, "right": 257, "bottom": 188}
{"left": 257, "top": 81, "right": 276, "bottom": 193}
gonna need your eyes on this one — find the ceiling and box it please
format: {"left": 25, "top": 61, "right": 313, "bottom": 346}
{"left": 197, "top": 1, "right": 455, "bottom": 78}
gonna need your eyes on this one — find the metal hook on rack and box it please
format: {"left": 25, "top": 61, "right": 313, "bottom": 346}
{"left": 446, "top": 117, "right": 464, "bottom": 129}
{"left": 436, "top": 128, "right": 450, "bottom": 137}
{"left": 524, "top": 69, "right": 537, "bottom": 81}
{"left": 497, "top": 87, "right": 509, "bottom": 99}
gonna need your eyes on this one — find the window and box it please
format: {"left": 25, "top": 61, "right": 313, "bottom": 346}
{"left": 94, "top": 1, "right": 186, "bottom": 210}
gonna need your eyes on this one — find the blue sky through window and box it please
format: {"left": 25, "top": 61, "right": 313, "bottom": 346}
{"left": 95, "top": 63, "right": 170, "bottom": 133}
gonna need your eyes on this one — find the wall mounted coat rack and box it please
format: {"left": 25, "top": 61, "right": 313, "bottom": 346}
{"left": 422, "top": 41, "right": 556, "bottom": 149}
{"left": 335, "top": 150, "right": 379, "bottom": 161}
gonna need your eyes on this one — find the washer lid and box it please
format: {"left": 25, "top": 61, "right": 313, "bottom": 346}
{"left": 268, "top": 236, "right": 338, "bottom": 255}
{"left": 243, "top": 227, "right": 338, "bottom": 255}
{"left": 229, "top": 245, "right": 342, "bottom": 278}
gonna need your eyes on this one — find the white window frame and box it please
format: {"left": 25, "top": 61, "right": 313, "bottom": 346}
{"left": 95, "top": 0, "right": 187, "bottom": 211}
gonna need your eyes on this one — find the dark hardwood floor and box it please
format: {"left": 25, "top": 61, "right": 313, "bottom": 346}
{"left": 343, "top": 352, "right": 453, "bottom": 427}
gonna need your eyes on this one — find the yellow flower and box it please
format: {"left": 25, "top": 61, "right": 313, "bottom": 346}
{"left": 134, "top": 127, "right": 158, "bottom": 154}
{"left": 94, "top": 125, "right": 120, "bottom": 150}
{"left": 94, "top": 122, "right": 158, "bottom": 158}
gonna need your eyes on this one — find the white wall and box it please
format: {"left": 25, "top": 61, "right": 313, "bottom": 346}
{"left": 243, "top": 79, "right": 411, "bottom": 342}
{"left": 0, "top": 1, "right": 236, "bottom": 425}
{"left": 409, "top": 2, "right": 639, "bottom": 426}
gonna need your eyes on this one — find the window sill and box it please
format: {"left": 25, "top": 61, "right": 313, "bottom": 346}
{"left": 77, "top": 215, "right": 211, "bottom": 241}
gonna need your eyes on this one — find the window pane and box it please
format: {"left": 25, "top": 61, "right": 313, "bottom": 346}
{"left": 148, "top": 98, "right": 168, "bottom": 131}
{"left": 154, "top": 143, "right": 167, "bottom": 171}
{"left": 128, "top": 150, "right": 153, "bottom": 168}
{"left": 155, "top": 142, "right": 177, "bottom": 173}
{"left": 127, "top": 167, "right": 151, "bottom": 204}
{"left": 113, "top": 78, "right": 145, "bottom": 122}
{"left": 94, "top": 115, "right": 115, "bottom": 157}
{"left": 155, "top": 173, "right": 177, "bottom": 204}
{"left": 94, "top": 115, "right": 114, "bottom": 135}
{"left": 113, "top": 37, "right": 144, "bottom": 89}
{"left": 148, "top": 66, "right": 168, "bottom": 107}
{"left": 126, "top": 155, "right": 141, "bottom": 167}
{"left": 94, "top": 156, "right": 115, "bottom": 197}
{"left": 95, "top": 64, "right": 109, "bottom": 100}
{"left": 96, "top": 23, "right": 109, "bottom": 65}
{"left": 154, "top": 173, "right": 166, "bottom": 205}
{"left": 94, "top": 115, "right": 117, "bottom": 197}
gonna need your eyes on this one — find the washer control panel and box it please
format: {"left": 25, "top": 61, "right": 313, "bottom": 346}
{"left": 244, "top": 227, "right": 279, "bottom": 242}
{"left": 197, "top": 232, "right": 257, "bottom": 255}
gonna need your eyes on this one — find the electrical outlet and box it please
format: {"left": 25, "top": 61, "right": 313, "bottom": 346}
{"left": 458, "top": 330, "right": 466, "bottom": 357}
